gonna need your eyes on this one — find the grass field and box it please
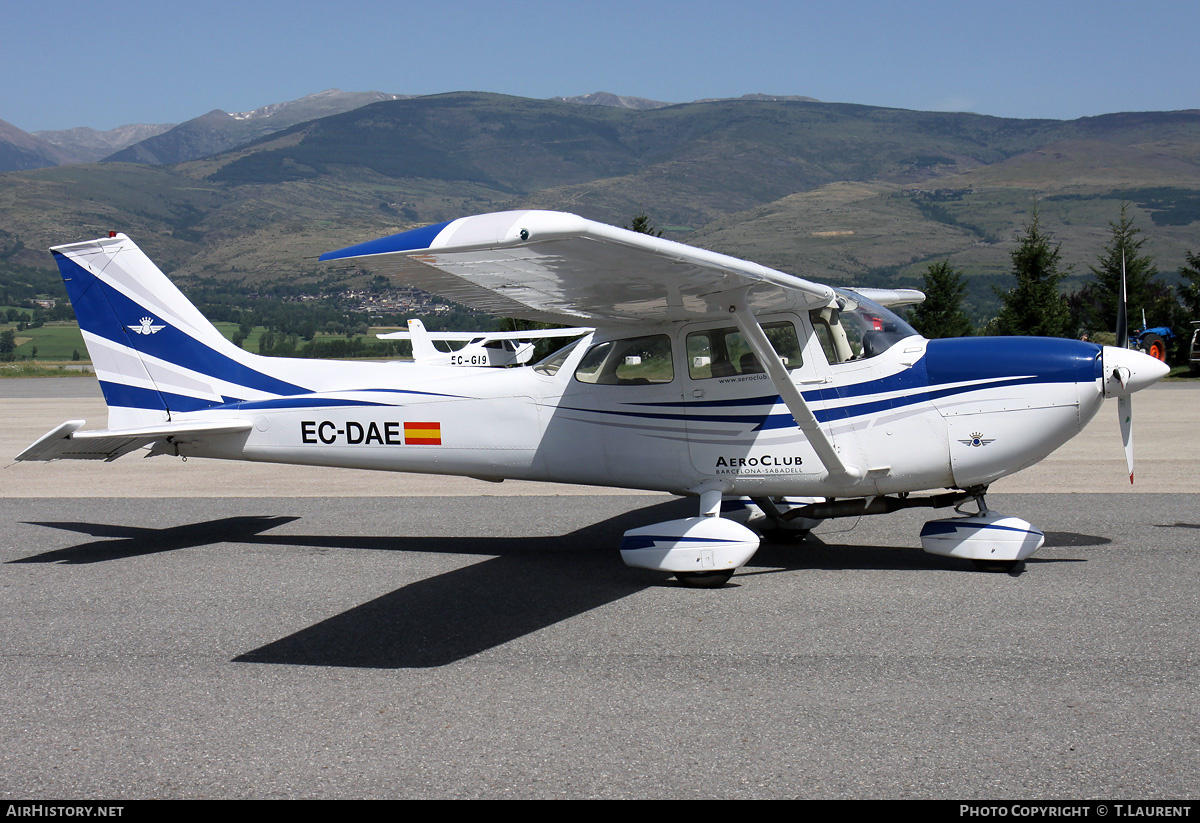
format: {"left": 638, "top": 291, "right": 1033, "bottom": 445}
{"left": 2, "top": 322, "right": 87, "bottom": 361}
{"left": 0, "top": 320, "right": 414, "bottom": 367}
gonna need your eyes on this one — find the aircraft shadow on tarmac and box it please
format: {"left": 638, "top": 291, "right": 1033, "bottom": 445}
{"left": 14, "top": 503, "right": 1109, "bottom": 669}
{"left": 14, "top": 516, "right": 302, "bottom": 564}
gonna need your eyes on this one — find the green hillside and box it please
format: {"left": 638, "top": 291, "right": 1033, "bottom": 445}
{"left": 2, "top": 92, "right": 1199, "bottom": 322}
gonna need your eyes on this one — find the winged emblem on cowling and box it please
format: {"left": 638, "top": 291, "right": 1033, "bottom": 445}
{"left": 128, "top": 316, "right": 165, "bottom": 335}
{"left": 959, "top": 432, "right": 995, "bottom": 447}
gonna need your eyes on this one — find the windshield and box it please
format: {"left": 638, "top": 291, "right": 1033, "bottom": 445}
{"left": 811, "top": 289, "right": 918, "bottom": 363}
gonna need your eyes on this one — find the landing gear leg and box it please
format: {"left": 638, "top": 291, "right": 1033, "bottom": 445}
{"left": 620, "top": 484, "right": 759, "bottom": 588}
{"left": 676, "top": 487, "right": 739, "bottom": 587}
{"left": 953, "top": 493, "right": 1019, "bottom": 571}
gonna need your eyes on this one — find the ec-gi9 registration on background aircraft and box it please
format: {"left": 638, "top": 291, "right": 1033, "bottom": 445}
{"left": 18, "top": 210, "right": 1169, "bottom": 586}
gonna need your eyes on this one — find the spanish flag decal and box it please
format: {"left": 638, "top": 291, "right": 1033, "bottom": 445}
{"left": 404, "top": 421, "right": 442, "bottom": 446}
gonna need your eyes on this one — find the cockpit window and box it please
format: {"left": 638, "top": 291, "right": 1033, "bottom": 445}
{"left": 811, "top": 290, "right": 918, "bottom": 364}
{"left": 574, "top": 335, "right": 674, "bottom": 385}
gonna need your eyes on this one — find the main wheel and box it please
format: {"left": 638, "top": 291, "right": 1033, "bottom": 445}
{"left": 972, "top": 559, "right": 1020, "bottom": 573}
{"left": 675, "top": 569, "right": 735, "bottom": 588}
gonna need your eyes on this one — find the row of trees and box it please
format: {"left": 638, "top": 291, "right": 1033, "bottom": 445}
{"left": 909, "top": 203, "right": 1200, "bottom": 360}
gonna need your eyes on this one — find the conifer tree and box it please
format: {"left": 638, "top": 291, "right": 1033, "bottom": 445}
{"left": 909, "top": 260, "right": 973, "bottom": 338}
{"left": 1176, "top": 249, "right": 1200, "bottom": 318}
{"left": 994, "top": 207, "right": 1072, "bottom": 337}
{"left": 627, "top": 212, "right": 663, "bottom": 237}
{"left": 1085, "top": 202, "right": 1166, "bottom": 335}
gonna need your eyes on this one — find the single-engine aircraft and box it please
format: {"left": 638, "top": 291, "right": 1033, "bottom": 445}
{"left": 377, "top": 318, "right": 591, "bottom": 367}
{"left": 18, "top": 210, "right": 1169, "bottom": 586}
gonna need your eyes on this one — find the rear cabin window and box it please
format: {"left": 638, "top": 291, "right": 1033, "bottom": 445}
{"left": 533, "top": 338, "right": 582, "bottom": 376}
{"left": 686, "top": 322, "right": 802, "bottom": 380}
{"left": 574, "top": 335, "right": 674, "bottom": 385}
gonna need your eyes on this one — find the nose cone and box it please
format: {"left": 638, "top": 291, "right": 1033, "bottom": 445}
{"left": 1102, "top": 346, "right": 1171, "bottom": 397}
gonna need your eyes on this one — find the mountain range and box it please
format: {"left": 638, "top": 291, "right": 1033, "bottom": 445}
{"left": 3, "top": 89, "right": 1199, "bottom": 322}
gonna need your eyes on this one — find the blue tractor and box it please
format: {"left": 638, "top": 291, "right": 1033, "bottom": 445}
{"left": 1129, "top": 322, "right": 1172, "bottom": 362}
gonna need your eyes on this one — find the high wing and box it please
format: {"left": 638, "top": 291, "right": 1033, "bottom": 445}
{"left": 320, "top": 210, "right": 838, "bottom": 326}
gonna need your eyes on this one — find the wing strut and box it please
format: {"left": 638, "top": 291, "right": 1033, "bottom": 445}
{"left": 729, "top": 299, "right": 864, "bottom": 484}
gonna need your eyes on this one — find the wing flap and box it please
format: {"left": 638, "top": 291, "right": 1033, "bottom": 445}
{"left": 17, "top": 419, "right": 253, "bottom": 463}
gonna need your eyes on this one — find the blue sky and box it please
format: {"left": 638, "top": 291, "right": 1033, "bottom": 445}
{"left": 4, "top": 0, "right": 1197, "bottom": 132}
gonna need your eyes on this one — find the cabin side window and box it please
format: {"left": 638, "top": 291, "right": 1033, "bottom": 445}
{"left": 574, "top": 335, "right": 674, "bottom": 385}
{"left": 686, "top": 322, "right": 802, "bottom": 380}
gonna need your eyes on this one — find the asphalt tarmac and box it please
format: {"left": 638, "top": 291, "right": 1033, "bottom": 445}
{"left": 1, "top": 378, "right": 1197, "bottom": 798}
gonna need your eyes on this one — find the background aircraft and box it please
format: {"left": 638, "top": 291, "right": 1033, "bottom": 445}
{"left": 17, "top": 210, "right": 1169, "bottom": 586}
{"left": 377, "top": 319, "right": 591, "bottom": 367}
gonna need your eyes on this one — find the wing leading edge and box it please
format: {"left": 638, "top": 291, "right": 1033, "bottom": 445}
{"left": 320, "top": 210, "right": 837, "bottom": 327}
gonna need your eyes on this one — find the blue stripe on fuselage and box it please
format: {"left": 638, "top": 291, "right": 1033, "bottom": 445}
{"left": 568, "top": 336, "right": 1102, "bottom": 430}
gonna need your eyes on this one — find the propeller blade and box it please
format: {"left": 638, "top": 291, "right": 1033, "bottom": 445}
{"left": 1118, "top": 394, "right": 1134, "bottom": 484}
{"left": 1115, "top": 249, "right": 1128, "bottom": 349}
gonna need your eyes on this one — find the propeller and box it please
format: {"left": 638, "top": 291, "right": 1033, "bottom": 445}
{"left": 1116, "top": 249, "right": 1128, "bottom": 349}
{"left": 1117, "top": 249, "right": 1133, "bottom": 483}
{"left": 1099, "top": 249, "right": 1167, "bottom": 482}
{"left": 1118, "top": 395, "right": 1134, "bottom": 483}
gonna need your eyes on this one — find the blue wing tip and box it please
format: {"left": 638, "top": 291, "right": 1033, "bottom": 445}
{"left": 320, "top": 220, "right": 454, "bottom": 261}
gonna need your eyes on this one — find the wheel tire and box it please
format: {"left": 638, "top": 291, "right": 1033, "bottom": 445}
{"left": 972, "top": 559, "right": 1020, "bottom": 573}
{"left": 675, "top": 569, "right": 735, "bottom": 588}
{"left": 761, "top": 527, "right": 810, "bottom": 545}
{"left": 1142, "top": 333, "right": 1167, "bottom": 362}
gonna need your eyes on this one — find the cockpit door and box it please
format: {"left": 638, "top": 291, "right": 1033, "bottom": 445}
{"left": 680, "top": 313, "right": 834, "bottom": 481}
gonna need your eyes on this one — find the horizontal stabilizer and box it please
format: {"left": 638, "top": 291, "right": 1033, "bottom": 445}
{"left": 17, "top": 419, "right": 252, "bottom": 463}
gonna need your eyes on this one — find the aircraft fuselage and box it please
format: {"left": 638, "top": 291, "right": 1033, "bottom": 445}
{"left": 172, "top": 326, "right": 1108, "bottom": 500}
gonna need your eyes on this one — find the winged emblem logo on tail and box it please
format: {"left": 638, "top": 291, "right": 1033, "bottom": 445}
{"left": 128, "top": 316, "right": 165, "bottom": 335}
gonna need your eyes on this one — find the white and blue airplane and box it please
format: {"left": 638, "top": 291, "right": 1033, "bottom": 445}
{"left": 17, "top": 210, "right": 1169, "bottom": 586}
{"left": 377, "top": 318, "right": 591, "bottom": 367}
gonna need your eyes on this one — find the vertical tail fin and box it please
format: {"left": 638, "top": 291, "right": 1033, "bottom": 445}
{"left": 406, "top": 318, "right": 442, "bottom": 363}
{"left": 53, "top": 234, "right": 305, "bottom": 428}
